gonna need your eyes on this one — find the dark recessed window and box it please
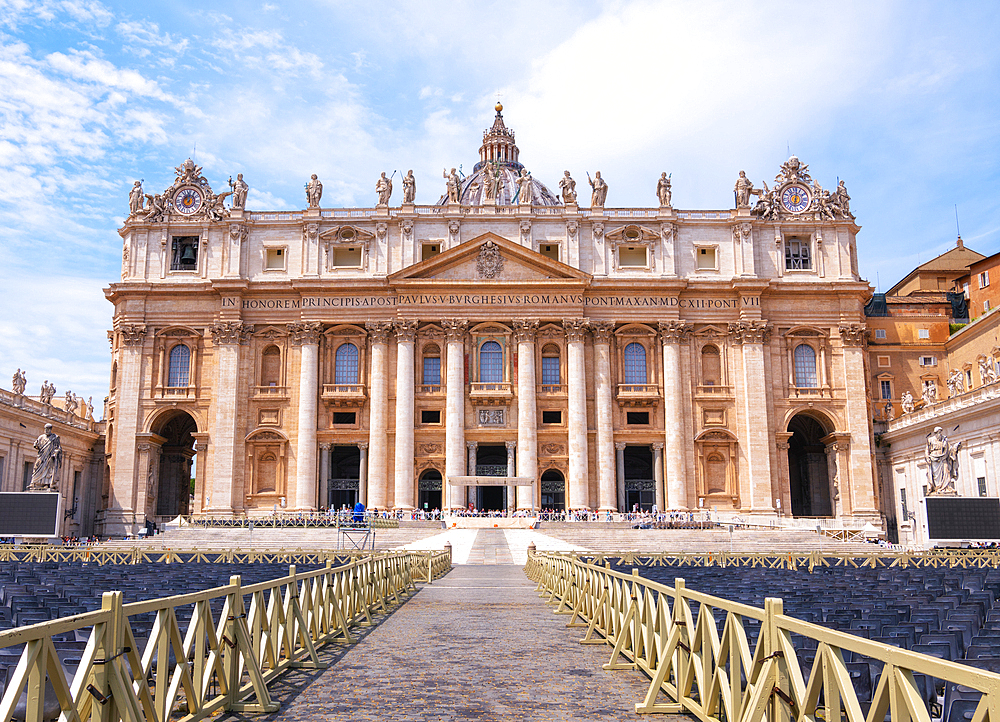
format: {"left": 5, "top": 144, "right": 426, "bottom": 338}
{"left": 332, "top": 412, "right": 356, "bottom": 424}
{"left": 626, "top": 411, "right": 649, "bottom": 425}
{"left": 171, "top": 236, "right": 199, "bottom": 271}
{"left": 421, "top": 409, "right": 441, "bottom": 424}
{"left": 542, "top": 410, "right": 561, "bottom": 424}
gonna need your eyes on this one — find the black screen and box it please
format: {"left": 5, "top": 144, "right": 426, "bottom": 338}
{"left": 926, "top": 497, "right": 1000, "bottom": 539}
{"left": 0, "top": 493, "right": 60, "bottom": 536}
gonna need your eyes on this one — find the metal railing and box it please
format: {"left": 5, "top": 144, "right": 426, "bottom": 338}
{"left": 184, "top": 513, "right": 399, "bottom": 529}
{"left": 525, "top": 550, "right": 1000, "bottom": 718}
{"left": 0, "top": 549, "right": 450, "bottom": 722}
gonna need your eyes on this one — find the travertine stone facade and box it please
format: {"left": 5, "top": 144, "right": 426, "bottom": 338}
{"left": 102, "top": 109, "right": 879, "bottom": 535}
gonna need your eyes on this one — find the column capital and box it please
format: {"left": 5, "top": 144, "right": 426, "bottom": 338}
{"left": 212, "top": 321, "right": 254, "bottom": 346}
{"left": 839, "top": 323, "right": 869, "bottom": 347}
{"left": 590, "top": 320, "right": 616, "bottom": 344}
{"left": 441, "top": 319, "right": 469, "bottom": 341}
{"left": 365, "top": 320, "right": 393, "bottom": 345}
{"left": 651, "top": 442, "right": 664, "bottom": 451}
{"left": 614, "top": 441, "right": 627, "bottom": 451}
{"left": 658, "top": 320, "right": 693, "bottom": 344}
{"left": 358, "top": 441, "right": 369, "bottom": 451}
{"left": 512, "top": 319, "right": 539, "bottom": 343}
{"left": 287, "top": 321, "right": 322, "bottom": 346}
{"left": 732, "top": 221, "right": 753, "bottom": 244}
{"left": 118, "top": 324, "right": 148, "bottom": 347}
{"left": 466, "top": 440, "right": 479, "bottom": 451}
{"left": 728, "top": 320, "right": 771, "bottom": 345}
{"left": 505, "top": 440, "right": 517, "bottom": 452}
{"left": 394, "top": 319, "right": 418, "bottom": 342}
{"left": 319, "top": 442, "right": 332, "bottom": 450}
{"left": 562, "top": 318, "right": 590, "bottom": 343}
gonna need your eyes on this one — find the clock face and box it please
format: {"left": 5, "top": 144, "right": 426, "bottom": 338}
{"left": 781, "top": 185, "right": 810, "bottom": 213}
{"left": 174, "top": 187, "right": 203, "bottom": 215}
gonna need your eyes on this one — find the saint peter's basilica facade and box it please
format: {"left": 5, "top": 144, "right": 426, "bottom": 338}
{"left": 100, "top": 105, "right": 879, "bottom": 535}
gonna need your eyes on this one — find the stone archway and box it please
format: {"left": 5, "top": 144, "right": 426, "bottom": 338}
{"left": 151, "top": 410, "right": 197, "bottom": 519}
{"left": 787, "top": 413, "right": 833, "bottom": 517}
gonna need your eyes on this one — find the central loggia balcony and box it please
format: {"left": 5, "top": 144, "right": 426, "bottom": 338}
{"left": 321, "top": 384, "right": 367, "bottom": 406}
{"left": 469, "top": 382, "right": 513, "bottom": 403}
{"left": 616, "top": 383, "right": 660, "bottom": 406}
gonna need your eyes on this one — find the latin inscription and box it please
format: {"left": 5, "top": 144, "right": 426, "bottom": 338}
{"left": 228, "top": 294, "right": 760, "bottom": 310}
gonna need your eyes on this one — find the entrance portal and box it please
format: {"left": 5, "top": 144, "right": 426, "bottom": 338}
{"left": 540, "top": 469, "right": 565, "bottom": 511}
{"left": 475, "top": 444, "right": 508, "bottom": 511}
{"left": 153, "top": 410, "right": 197, "bottom": 520}
{"left": 623, "top": 445, "right": 655, "bottom": 511}
{"left": 418, "top": 470, "right": 442, "bottom": 512}
{"left": 328, "top": 446, "right": 360, "bottom": 510}
{"left": 787, "top": 414, "right": 833, "bottom": 517}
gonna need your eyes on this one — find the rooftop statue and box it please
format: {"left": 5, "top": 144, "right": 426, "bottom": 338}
{"left": 775, "top": 155, "right": 812, "bottom": 185}
{"left": 128, "top": 181, "right": 144, "bottom": 215}
{"left": 734, "top": 170, "right": 753, "bottom": 208}
{"left": 588, "top": 171, "right": 607, "bottom": 207}
{"left": 402, "top": 170, "right": 416, "bottom": 204}
{"left": 517, "top": 169, "right": 533, "bottom": 205}
{"left": 443, "top": 168, "right": 461, "bottom": 204}
{"left": 39, "top": 380, "right": 56, "bottom": 405}
{"left": 29, "top": 424, "right": 63, "bottom": 492}
{"left": 946, "top": 369, "right": 965, "bottom": 397}
{"left": 12, "top": 368, "right": 26, "bottom": 395}
{"left": 559, "top": 171, "right": 577, "bottom": 203}
{"left": 376, "top": 171, "right": 393, "bottom": 205}
{"left": 922, "top": 382, "right": 938, "bottom": 406}
{"left": 305, "top": 174, "right": 323, "bottom": 208}
{"left": 228, "top": 173, "right": 249, "bottom": 209}
{"left": 656, "top": 172, "right": 671, "bottom": 207}
{"left": 900, "top": 390, "right": 914, "bottom": 415}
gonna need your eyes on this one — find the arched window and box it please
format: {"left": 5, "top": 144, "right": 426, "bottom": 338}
{"left": 335, "top": 343, "right": 359, "bottom": 384}
{"left": 167, "top": 344, "right": 190, "bottom": 387}
{"left": 480, "top": 341, "right": 503, "bottom": 383}
{"left": 422, "top": 344, "right": 441, "bottom": 385}
{"left": 261, "top": 346, "right": 281, "bottom": 386}
{"left": 701, "top": 345, "right": 721, "bottom": 386}
{"left": 623, "top": 342, "right": 647, "bottom": 385}
{"left": 793, "top": 344, "right": 818, "bottom": 388}
{"left": 541, "top": 343, "right": 560, "bottom": 385}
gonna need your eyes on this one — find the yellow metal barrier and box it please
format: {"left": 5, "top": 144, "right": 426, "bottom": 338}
{"left": 0, "top": 546, "right": 435, "bottom": 567}
{"left": 526, "top": 550, "right": 1000, "bottom": 719}
{"left": 0, "top": 549, "right": 451, "bottom": 722}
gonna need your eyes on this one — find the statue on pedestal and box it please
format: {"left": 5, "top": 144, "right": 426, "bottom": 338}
{"left": 128, "top": 181, "right": 144, "bottom": 215}
{"left": 305, "top": 174, "right": 323, "bottom": 208}
{"left": 443, "top": 168, "right": 461, "bottom": 204}
{"left": 656, "top": 172, "right": 672, "bottom": 207}
{"left": 588, "top": 171, "right": 607, "bottom": 207}
{"left": 376, "top": 172, "right": 393, "bottom": 205}
{"left": 402, "top": 170, "right": 416, "bottom": 204}
{"left": 228, "top": 173, "right": 248, "bottom": 209}
{"left": 517, "top": 169, "right": 533, "bottom": 205}
{"left": 922, "top": 383, "right": 938, "bottom": 406}
{"left": 734, "top": 170, "right": 753, "bottom": 208}
{"left": 925, "top": 426, "right": 960, "bottom": 495}
{"left": 946, "top": 369, "right": 965, "bottom": 397}
{"left": 558, "top": 171, "right": 577, "bottom": 203}
{"left": 39, "top": 380, "right": 56, "bottom": 405}
{"left": 900, "top": 390, "right": 915, "bottom": 415}
{"left": 29, "top": 424, "right": 63, "bottom": 491}
{"left": 12, "top": 369, "right": 26, "bottom": 395}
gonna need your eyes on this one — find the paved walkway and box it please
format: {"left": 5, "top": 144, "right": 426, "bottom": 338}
{"left": 222, "top": 564, "right": 687, "bottom": 721}
{"left": 396, "top": 527, "right": 588, "bottom": 565}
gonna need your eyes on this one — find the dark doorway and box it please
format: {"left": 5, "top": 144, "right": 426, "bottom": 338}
{"left": 540, "top": 469, "right": 565, "bottom": 511}
{"left": 418, "top": 469, "right": 442, "bottom": 512}
{"left": 329, "top": 445, "right": 360, "bottom": 510}
{"left": 788, "top": 415, "right": 832, "bottom": 517}
{"left": 154, "top": 411, "right": 197, "bottom": 519}
{"left": 475, "top": 444, "right": 508, "bottom": 511}
{"left": 624, "top": 445, "right": 655, "bottom": 511}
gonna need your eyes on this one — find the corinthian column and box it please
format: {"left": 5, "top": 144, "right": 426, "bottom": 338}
{"left": 513, "top": 319, "right": 538, "bottom": 510}
{"left": 208, "top": 322, "right": 253, "bottom": 514}
{"left": 564, "top": 318, "right": 590, "bottom": 510}
{"left": 730, "top": 320, "right": 774, "bottom": 512}
{"left": 591, "top": 321, "right": 616, "bottom": 511}
{"left": 442, "top": 319, "right": 468, "bottom": 510}
{"left": 366, "top": 321, "right": 393, "bottom": 510}
{"left": 393, "top": 320, "right": 418, "bottom": 510}
{"left": 659, "top": 320, "right": 692, "bottom": 510}
{"left": 290, "top": 322, "right": 322, "bottom": 510}
{"left": 107, "top": 324, "right": 147, "bottom": 535}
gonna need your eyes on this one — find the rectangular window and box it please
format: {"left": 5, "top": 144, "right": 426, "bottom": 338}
{"left": 979, "top": 477, "right": 988, "bottom": 497}
{"left": 785, "top": 239, "right": 811, "bottom": 270}
{"left": 422, "top": 356, "right": 441, "bottom": 386}
{"left": 919, "top": 356, "right": 937, "bottom": 367}
{"left": 626, "top": 411, "right": 649, "bottom": 425}
{"left": 541, "top": 410, "right": 562, "bottom": 424}
{"left": 619, "top": 246, "right": 647, "bottom": 267}
{"left": 422, "top": 243, "right": 441, "bottom": 261}
{"left": 980, "top": 271, "right": 990, "bottom": 289}
{"left": 332, "top": 247, "right": 362, "bottom": 267}
{"left": 23, "top": 461, "right": 32, "bottom": 491}
{"left": 421, "top": 410, "right": 441, "bottom": 424}
{"left": 880, "top": 379, "right": 892, "bottom": 400}
{"left": 875, "top": 329, "right": 887, "bottom": 339}
{"left": 539, "top": 244, "right": 559, "bottom": 261}
{"left": 967, "top": 369, "right": 974, "bottom": 388}
{"left": 877, "top": 356, "right": 890, "bottom": 367}
{"left": 918, "top": 329, "right": 929, "bottom": 339}
{"left": 265, "top": 248, "right": 285, "bottom": 270}
{"left": 900, "top": 488, "right": 908, "bottom": 519}
{"left": 696, "top": 247, "right": 717, "bottom": 270}
{"left": 170, "top": 236, "right": 199, "bottom": 271}
{"left": 541, "top": 357, "right": 560, "bottom": 385}
{"left": 985, "top": 300, "right": 991, "bottom": 313}
{"left": 332, "top": 412, "right": 356, "bottom": 425}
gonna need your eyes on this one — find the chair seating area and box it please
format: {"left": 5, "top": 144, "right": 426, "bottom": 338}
{"left": 631, "top": 563, "right": 1000, "bottom": 722}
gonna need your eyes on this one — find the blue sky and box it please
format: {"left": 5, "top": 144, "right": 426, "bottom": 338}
{"left": 1, "top": 0, "right": 999, "bottom": 411}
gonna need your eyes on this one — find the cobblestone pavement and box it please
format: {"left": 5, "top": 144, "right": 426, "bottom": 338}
{"left": 220, "top": 564, "right": 689, "bottom": 721}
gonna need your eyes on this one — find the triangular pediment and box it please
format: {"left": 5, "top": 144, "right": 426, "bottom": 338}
{"left": 388, "top": 232, "right": 591, "bottom": 284}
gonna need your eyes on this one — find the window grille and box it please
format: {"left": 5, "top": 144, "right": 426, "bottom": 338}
{"left": 793, "top": 344, "right": 818, "bottom": 387}
{"left": 167, "top": 345, "right": 190, "bottom": 387}
{"left": 334, "top": 343, "right": 359, "bottom": 384}
{"left": 480, "top": 341, "right": 503, "bottom": 383}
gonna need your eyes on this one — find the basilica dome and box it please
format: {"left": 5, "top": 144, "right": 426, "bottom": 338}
{"left": 436, "top": 104, "right": 562, "bottom": 207}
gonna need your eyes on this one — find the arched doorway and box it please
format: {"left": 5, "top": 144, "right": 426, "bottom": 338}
{"left": 418, "top": 469, "right": 442, "bottom": 512}
{"left": 540, "top": 469, "right": 565, "bottom": 511}
{"left": 152, "top": 410, "right": 197, "bottom": 520}
{"left": 787, "top": 414, "right": 833, "bottom": 517}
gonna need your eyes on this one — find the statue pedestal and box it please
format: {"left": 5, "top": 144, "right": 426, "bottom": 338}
{"left": 658, "top": 206, "right": 675, "bottom": 220}
{"left": 375, "top": 205, "right": 390, "bottom": 218}
{"left": 734, "top": 207, "right": 752, "bottom": 218}
{"left": 401, "top": 203, "right": 415, "bottom": 215}
{"left": 304, "top": 208, "right": 321, "bottom": 218}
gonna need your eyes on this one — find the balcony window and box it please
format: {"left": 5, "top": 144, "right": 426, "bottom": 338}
{"left": 793, "top": 344, "right": 818, "bottom": 388}
{"left": 422, "top": 355, "right": 441, "bottom": 386}
{"left": 167, "top": 345, "right": 190, "bottom": 387}
{"left": 480, "top": 341, "right": 503, "bottom": 383}
{"left": 541, "top": 353, "right": 560, "bottom": 385}
{"left": 334, "top": 343, "right": 359, "bottom": 384}
{"left": 623, "top": 342, "right": 647, "bottom": 385}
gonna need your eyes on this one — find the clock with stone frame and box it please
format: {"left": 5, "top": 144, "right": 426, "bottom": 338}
{"left": 780, "top": 185, "right": 810, "bottom": 214}
{"left": 173, "top": 187, "right": 203, "bottom": 215}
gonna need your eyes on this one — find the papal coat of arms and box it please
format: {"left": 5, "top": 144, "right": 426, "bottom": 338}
{"left": 476, "top": 240, "right": 504, "bottom": 279}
